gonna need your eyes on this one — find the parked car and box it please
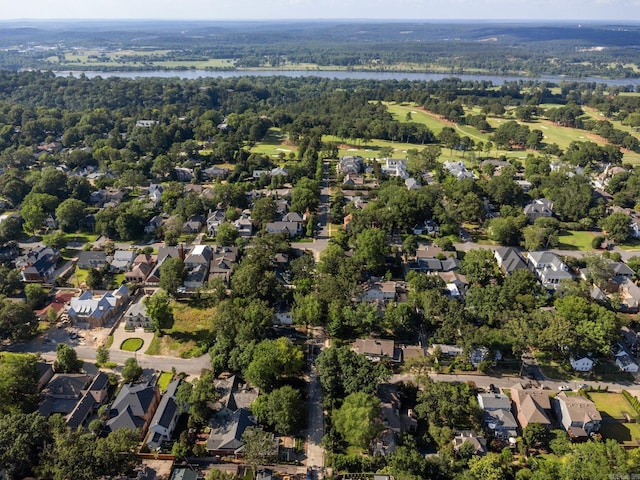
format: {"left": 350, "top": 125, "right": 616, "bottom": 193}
{"left": 578, "top": 383, "right": 590, "bottom": 390}
{"left": 558, "top": 385, "right": 572, "bottom": 391}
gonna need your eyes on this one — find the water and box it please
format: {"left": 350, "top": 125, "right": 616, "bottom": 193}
{"left": 54, "top": 69, "right": 640, "bottom": 87}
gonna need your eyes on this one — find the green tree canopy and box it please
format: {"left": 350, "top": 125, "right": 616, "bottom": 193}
{"left": 333, "top": 392, "right": 383, "bottom": 448}
{"left": 54, "top": 344, "right": 83, "bottom": 373}
{"left": 251, "top": 385, "right": 305, "bottom": 435}
{"left": 245, "top": 337, "right": 304, "bottom": 391}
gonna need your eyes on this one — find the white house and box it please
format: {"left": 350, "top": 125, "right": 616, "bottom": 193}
{"left": 570, "top": 356, "right": 594, "bottom": 372}
{"left": 147, "top": 379, "right": 182, "bottom": 450}
{"left": 615, "top": 351, "right": 639, "bottom": 373}
{"left": 527, "top": 251, "right": 573, "bottom": 289}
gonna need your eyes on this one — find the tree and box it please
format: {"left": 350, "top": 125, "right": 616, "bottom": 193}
{"left": 25, "top": 283, "right": 48, "bottom": 309}
{"left": 55, "top": 198, "right": 87, "bottom": 232}
{"left": 290, "top": 178, "right": 320, "bottom": 213}
{"left": 55, "top": 344, "right": 83, "bottom": 373}
{"left": 144, "top": 290, "right": 174, "bottom": 334}
{"left": 460, "top": 248, "right": 498, "bottom": 285}
{"left": 402, "top": 235, "right": 418, "bottom": 259}
{"left": 216, "top": 222, "right": 239, "bottom": 246}
{"left": 159, "top": 257, "right": 185, "bottom": 297}
{"left": 0, "top": 353, "right": 40, "bottom": 414}
{"left": 333, "top": 392, "right": 383, "bottom": 448}
{"left": 121, "top": 357, "right": 143, "bottom": 383}
{"left": 0, "top": 413, "right": 53, "bottom": 479}
{"left": 486, "top": 215, "right": 526, "bottom": 246}
{"left": 353, "top": 228, "right": 390, "bottom": 274}
{"left": 245, "top": 337, "right": 304, "bottom": 391}
{"left": 0, "top": 215, "right": 23, "bottom": 243}
{"left": 85, "top": 268, "right": 104, "bottom": 289}
{"left": 177, "top": 369, "right": 220, "bottom": 425}
{"left": 42, "top": 230, "right": 68, "bottom": 250}
{"left": 600, "top": 212, "right": 631, "bottom": 244}
{"left": 523, "top": 422, "right": 550, "bottom": 449}
{"left": 0, "top": 300, "right": 38, "bottom": 342}
{"left": 96, "top": 345, "right": 110, "bottom": 366}
{"left": 251, "top": 197, "right": 277, "bottom": 229}
{"left": 251, "top": 385, "right": 305, "bottom": 435}
{"left": 241, "top": 427, "right": 277, "bottom": 474}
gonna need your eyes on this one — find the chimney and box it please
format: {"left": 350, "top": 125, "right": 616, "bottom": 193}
{"left": 179, "top": 243, "right": 185, "bottom": 261}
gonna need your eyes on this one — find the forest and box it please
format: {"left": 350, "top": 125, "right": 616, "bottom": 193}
{"left": 1, "top": 20, "right": 640, "bottom": 78}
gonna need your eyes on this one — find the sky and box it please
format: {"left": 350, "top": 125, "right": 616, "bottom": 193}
{"left": 3, "top": 0, "right": 640, "bottom": 21}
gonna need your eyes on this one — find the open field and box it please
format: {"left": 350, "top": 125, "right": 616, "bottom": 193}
{"left": 557, "top": 230, "right": 598, "bottom": 251}
{"left": 145, "top": 300, "right": 216, "bottom": 358}
{"left": 589, "top": 392, "right": 634, "bottom": 419}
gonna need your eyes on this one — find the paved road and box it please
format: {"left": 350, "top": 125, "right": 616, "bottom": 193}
{"left": 390, "top": 371, "right": 635, "bottom": 393}
{"left": 305, "top": 327, "right": 327, "bottom": 479}
{"left": 303, "top": 160, "right": 331, "bottom": 262}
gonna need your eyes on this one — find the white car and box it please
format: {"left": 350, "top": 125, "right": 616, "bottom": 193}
{"left": 558, "top": 385, "right": 572, "bottom": 391}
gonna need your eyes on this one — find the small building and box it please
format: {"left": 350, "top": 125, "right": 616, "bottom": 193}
{"left": 615, "top": 350, "right": 639, "bottom": 373}
{"left": 107, "top": 382, "right": 161, "bottom": 437}
{"left": 359, "top": 279, "right": 398, "bottom": 303}
{"left": 510, "top": 384, "right": 552, "bottom": 430}
{"left": 477, "top": 393, "right": 518, "bottom": 440}
{"left": 494, "top": 247, "right": 528, "bottom": 276}
{"left": 570, "top": 356, "right": 594, "bottom": 372}
{"left": 110, "top": 250, "right": 137, "bottom": 272}
{"left": 206, "top": 408, "right": 257, "bottom": 456}
{"left": 524, "top": 198, "right": 554, "bottom": 222}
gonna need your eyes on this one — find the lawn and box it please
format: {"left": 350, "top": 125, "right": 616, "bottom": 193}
{"left": 120, "top": 338, "right": 144, "bottom": 352}
{"left": 589, "top": 392, "right": 634, "bottom": 419}
{"left": 600, "top": 420, "right": 640, "bottom": 446}
{"left": 557, "top": 230, "right": 598, "bottom": 251}
{"left": 157, "top": 371, "right": 174, "bottom": 392}
{"left": 145, "top": 300, "right": 216, "bottom": 358}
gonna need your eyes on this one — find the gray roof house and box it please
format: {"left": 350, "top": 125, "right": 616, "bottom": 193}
{"left": 123, "top": 295, "right": 151, "bottom": 329}
{"left": 77, "top": 251, "right": 109, "bottom": 270}
{"left": 110, "top": 250, "right": 137, "bottom": 272}
{"left": 477, "top": 393, "right": 518, "bottom": 440}
{"left": 147, "top": 379, "right": 183, "bottom": 449}
{"left": 206, "top": 408, "right": 257, "bottom": 455}
{"left": 494, "top": 247, "right": 528, "bottom": 275}
{"left": 107, "top": 382, "right": 161, "bottom": 437}
{"left": 524, "top": 198, "right": 554, "bottom": 222}
{"left": 526, "top": 251, "right": 573, "bottom": 289}
{"left": 553, "top": 392, "right": 601, "bottom": 440}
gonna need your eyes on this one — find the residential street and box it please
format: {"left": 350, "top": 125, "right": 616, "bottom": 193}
{"left": 305, "top": 327, "right": 327, "bottom": 478}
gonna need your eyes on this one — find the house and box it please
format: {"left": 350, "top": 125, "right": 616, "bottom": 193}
{"left": 67, "top": 286, "right": 130, "bottom": 327}
{"left": 359, "top": 278, "right": 398, "bottom": 303}
{"left": 123, "top": 295, "right": 151, "bottom": 329}
{"left": 510, "top": 384, "right": 552, "bottom": 430}
{"left": 343, "top": 173, "right": 364, "bottom": 186}
{"left": 174, "top": 167, "right": 194, "bottom": 182}
{"left": 145, "top": 214, "right": 167, "bottom": 235}
{"left": 185, "top": 245, "right": 213, "bottom": 268}
{"left": 444, "top": 160, "right": 476, "bottom": 180}
{"left": 209, "top": 246, "right": 239, "bottom": 285}
{"left": 615, "top": 350, "right": 639, "bottom": 373}
{"left": 136, "top": 120, "right": 159, "bottom": 128}
{"left": 352, "top": 338, "right": 402, "bottom": 363}
{"left": 381, "top": 158, "right": 409, "bottom": 179}
{"left": 338, "top": 155, "right": 364, "bottom": 175}
{"left": 66, "top": 372, "right": 110, "bottom": 429}
{"left": 202, "top": 166, "right": 229, "bottom": 181}
{"left": 427, "top": 344, "right": 463, "bottom": 358}
{"left": 570, "top": 356, "right": 595, "bottom": 372}
{"left": 76, "top": 251, "right": 109, "bottom": 270}
{"left": 125, "top": 254, "right": 157, "bottom": 284}
{"left": 207, "top": 210, "right": 227, "bottom": 236}
{"left": 412, "top": 220, "right": 440, "bottom": 236}
{"left": 15, "top": 247, "right": 59, "bottom": 283}
{"left": 265, "top": 221, "right": 301, "bottom": 238}
{"left": 170, "top": 469, "right": 199, "bottom": 480}
{"left": 405, "top": 177, "right": 421, "bottom": 190}
{"left": 527, "top": 251, "right": 573, "bottom": 289}
{"left": 553, "top": 392, "right": 602, "bottom": 440}
{"left": 107, "top": 382, "right": 161, "bottom": 437}
{"left": 470, "top": 347, "right": 501, "bottom": 368}
{"left": 477, "top": 393, "right": 518, "bottom": 440}
{"left": 438, "top": 271, "right": 469, "bottom": 298}
{"left": 234, "top": 215, "right": 253, "bottom": 238}
{"left": 213, "top": 375, "right": 260, "bottom": 418}
{"left": 39, "top": 374, "right": 92, "bottom": 418}
{"left": 206, "top": 408, "right": 257, "bottom": 456}
{"left": 36, "top": 361, "right": 55, "bottom": 390}
{"left": 452, "top": 430, "right": 487, "bottom": 456}
{"left": 524, "top": 198, "right": 554, "bottom": 222}
{"left": 184, "top": 264, "right": 209, "bottom": 290}
{"left": 183, "top": 214, "right": 205, "bottom": 234}
{"left": 494, "top": 247, "right": 528, "bottom": 276}
{"left": 147, "top": 379, "right": 183, "bottom": 450}
{"left": 110, "top": 250, "right": 137, "bottom": 272}
{"left": 615, "top": 276, "right": 640, "bottom": 312}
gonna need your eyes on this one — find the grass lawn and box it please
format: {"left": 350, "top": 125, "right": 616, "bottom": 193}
{"left": 71, "top": 267, "right": 90, "bottom": 287}
{"left": 145, "top": 300, "right": 216, "bottom": 358}
{"left": 64, "top": 233, "right": 99, "bottom": 244}
{"left": 600, "top": 421, "right": 640, "bottom": 446}
{"left": 589, "top": 392, "right": 635, "bottom": 419}
{"left": 534, "top": 351, "right": 575, "bottom": 380}
{"left": 557, "top": 230, "right": 598, "bottom": 251}
{"left": 157, "top": 371, "right": 174, "bottom": 392}
{"left": 120, "top": 338, "right": 144, "bottom": 352}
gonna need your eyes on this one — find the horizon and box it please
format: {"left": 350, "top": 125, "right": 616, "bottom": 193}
{"left": 1, "top": 0, "right": 640, "bottom": 22}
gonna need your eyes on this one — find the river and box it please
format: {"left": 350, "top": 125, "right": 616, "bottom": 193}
{"left": 54, "top": 69, "right": 640, "bottom": 87}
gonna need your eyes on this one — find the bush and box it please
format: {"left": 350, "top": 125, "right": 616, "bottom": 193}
{"left": 592, "top": 235, "right": 605, "bottom": 249}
